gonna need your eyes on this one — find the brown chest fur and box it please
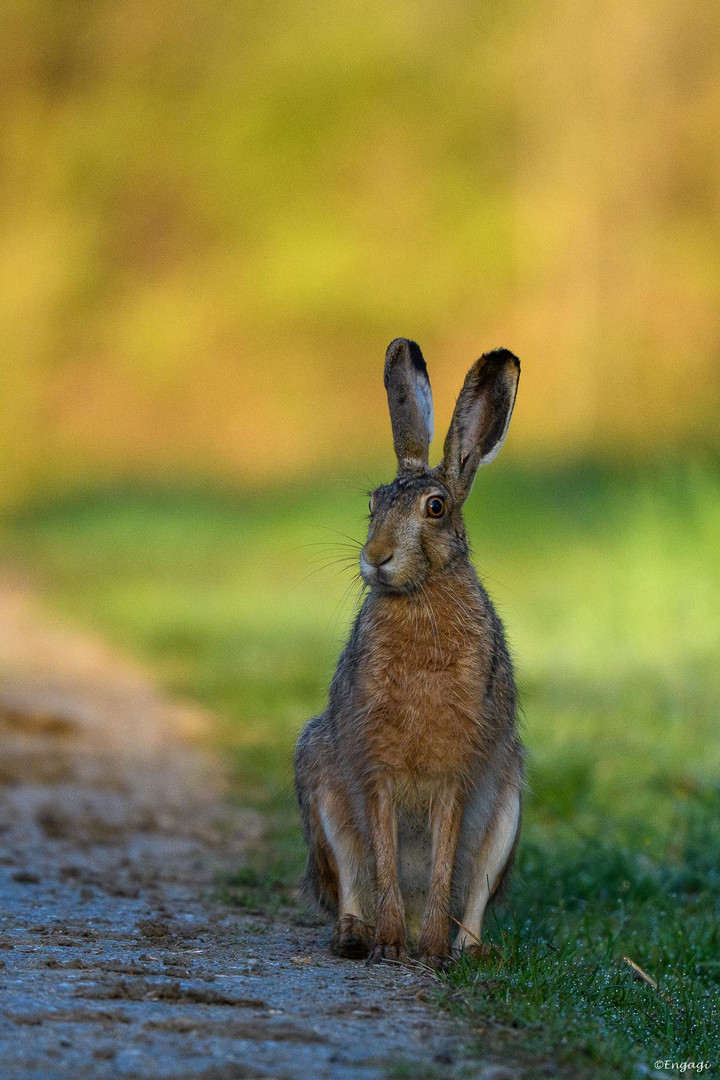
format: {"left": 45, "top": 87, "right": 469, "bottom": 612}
{"left": 355, "top": 576, "right": 490, "bottom": 791}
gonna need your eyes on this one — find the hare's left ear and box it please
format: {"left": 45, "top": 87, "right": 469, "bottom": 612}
{"left": 384, "top": 338, "right": 434, "bottom": 472}
{"left": 441, "top": 348, "right": 520, "bottom": 503}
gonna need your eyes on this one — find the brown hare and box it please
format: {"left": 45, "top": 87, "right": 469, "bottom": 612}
{"left": 294, "top": 338, "right": 523, "bottom": 967}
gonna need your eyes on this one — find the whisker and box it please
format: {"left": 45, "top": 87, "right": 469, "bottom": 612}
{"left": 329, "top": 573, "right": 367, "bottom": 642}
{"left": 469, "top": 548, "right": 517, "bottom": 596}
{"left": 302, "top": 553, "right": 359, "bottom": 569}
{"left": 411, "top": 589, "right": 420, "bottom": 651}
{"left": 295, "top": 557, "right": 360, "bottom": 586}
{"left": 316, "top": 526, "right": 364, "bottom": 548}
{"left": 291, "top": 540, "right": 361, "bottom": 553}
{"left": 418, "top": 582, "right": 444, "bottom": 668}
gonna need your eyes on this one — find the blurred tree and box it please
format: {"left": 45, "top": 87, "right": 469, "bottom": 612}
{"left": 0, "top": 0, "right": 718, "bottom": 503}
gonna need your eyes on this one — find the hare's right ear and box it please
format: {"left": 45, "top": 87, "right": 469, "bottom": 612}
{"left": 441, "top": 348, "right": 520, "bottom": 503}
{"left": 384, "top": 338, "right": 434, "bottom": 472}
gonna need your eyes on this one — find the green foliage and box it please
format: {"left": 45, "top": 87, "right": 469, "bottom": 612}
{"left": 1, "top": 459, "right": 719, "bottom": 1071}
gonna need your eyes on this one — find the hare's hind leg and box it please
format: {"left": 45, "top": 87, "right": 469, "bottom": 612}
{"left": 295, "top": 718, "right": 338, "bottom": 914}
{"left": 317, "top": 789, "right": 373, "bottom": 958}
{"left": 453, "top": 782, "right": 521, "bottom": 956}
{"left": 296, "top": 722, "right": 371, "bottom": 957}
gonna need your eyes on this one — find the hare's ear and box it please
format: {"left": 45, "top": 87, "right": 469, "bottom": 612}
{"left": 384, "top": 338, "right": 434, "bottom": 472}
{"left": 441, "top": 348, "right": 520, "bottom": 502}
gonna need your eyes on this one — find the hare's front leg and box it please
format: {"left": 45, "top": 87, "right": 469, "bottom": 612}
{"left": 417, "top": 785, "right": 463, "bottom": 967}
{"left": 367, "top": 779, "right": 407, "bottom": 962}
{"left": 453, "top": 782, "right": 521, "bottom": 956}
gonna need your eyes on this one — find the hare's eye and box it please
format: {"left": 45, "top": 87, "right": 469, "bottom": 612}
{"left": 426, "top": 496, "right": 445, "bottom": 518}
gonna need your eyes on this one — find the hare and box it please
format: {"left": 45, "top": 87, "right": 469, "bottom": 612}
{"left": 294, "top": 338, "right": 523, "bottom": 967}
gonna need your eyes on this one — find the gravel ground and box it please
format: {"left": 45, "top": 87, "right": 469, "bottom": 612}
{"left": 0, "top": 580, "right": 517, "bottom": 1080}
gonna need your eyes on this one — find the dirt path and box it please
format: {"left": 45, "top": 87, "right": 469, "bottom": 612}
{"left": 0, "top": 580, "right": 512, "bottom": 1080}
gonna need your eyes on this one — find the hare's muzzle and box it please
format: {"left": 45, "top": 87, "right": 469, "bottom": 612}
{"left": 360, "top": 546, "right": 394, "bottom": 587}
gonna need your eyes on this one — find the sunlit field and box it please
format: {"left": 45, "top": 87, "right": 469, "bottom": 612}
{"left": 2, "top": 459, "right": 718, "bottom": 1074}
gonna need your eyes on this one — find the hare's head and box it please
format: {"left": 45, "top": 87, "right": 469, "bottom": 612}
{"left": 360, "top": 338, "right": 520, "bottom": 593}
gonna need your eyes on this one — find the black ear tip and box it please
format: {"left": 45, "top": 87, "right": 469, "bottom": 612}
{"left": 405, "top": 340, "right": 427, "bottom": 375}
{"left": 474, "top": 348, "right": 520, "bottom": 382}
{"left": 484, "top": 347, "right": 520, "bottom": 370}
{"left": 384, "top": 337, "right": 428, "bottom": 383}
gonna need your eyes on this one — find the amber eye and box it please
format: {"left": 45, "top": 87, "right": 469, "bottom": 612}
{"left": 426, "top": 496, "right": 445, "bottom": 518}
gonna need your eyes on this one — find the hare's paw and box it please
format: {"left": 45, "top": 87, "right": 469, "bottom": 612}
{"left": 367, "top": 938, "right": 408, "bottom": 964}
{"left": 419, "top": 951, "right": 452, "bottom": 971}
{"left": 367, "top": 905, "right": 407, "bottom": 963}
{"left": 453, "top": 941, "right": 501, "bottom": 963}
{"left": 418, "top": 925, "right": 451, "bottom": 970}
{"left": 330, "top": 914, "right": 373, "bottom": 960}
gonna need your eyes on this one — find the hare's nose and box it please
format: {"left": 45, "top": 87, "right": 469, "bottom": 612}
{"left": 367, "top": 550, "right": 393, "bottom": 568}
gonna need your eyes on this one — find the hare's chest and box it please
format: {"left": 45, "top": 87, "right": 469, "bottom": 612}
{"left": 355, "top": 585, "right": 489, "bottom": 780}
{"left": 360, "top": 658, "right": 484, "bottom": 781}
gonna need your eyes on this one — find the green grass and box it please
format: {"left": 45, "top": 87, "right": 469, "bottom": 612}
{"left": 443, "top": 809, "right": 720, "bottom": 1074}
{"left": 1, "top": 458, "right": 719, "bottom": 1075}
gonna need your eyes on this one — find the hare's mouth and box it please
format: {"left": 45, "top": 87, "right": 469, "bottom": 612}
{"left": 359, "top": 552, "right": 420, "bottom": 593}
{"left": 360, "top": 551, "right": 391, "bottom": 588}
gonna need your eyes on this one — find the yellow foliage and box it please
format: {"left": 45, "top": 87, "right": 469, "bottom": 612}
{"left": 1, "top": 0, "right": 719, "bottom": 503}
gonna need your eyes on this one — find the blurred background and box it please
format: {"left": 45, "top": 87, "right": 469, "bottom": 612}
{"left": 2, "top": 0, "right": 720, "bottom": 503}
{"left": 1, "top": 1, "right": 719, "bottom": 1054}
